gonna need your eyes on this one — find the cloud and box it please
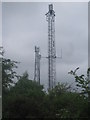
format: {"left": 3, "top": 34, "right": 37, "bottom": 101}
{"left": 2, "top": 2, "right": 88, "bottom": 89}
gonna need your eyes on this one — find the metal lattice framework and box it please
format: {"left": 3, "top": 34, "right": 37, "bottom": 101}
{"left": 34, "top": 46, "right": 41, "bottom": 84}
{"left": 46, "top": 4, "right": 56, "bottom": 90}
{"left": 0, "top": 47, "right": 3, "bottom": 56}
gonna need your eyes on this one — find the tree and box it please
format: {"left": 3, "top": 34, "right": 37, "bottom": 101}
{"left": 43, "top": 82, "right": 88, "bottom": 118}
{"left": 2, "top": 58, "right": 19, "bottom": 90}
{"left": 68, "top": 67, "right": 90, "bottom": 118}
{"left": 68, "top": 67, "right": 90, "bottom": 96}
{"left": 2, "top": 57, "right": 89, "bottom": 118}
{"left": 3, "top": 72, "right": 46, "bottom": 118}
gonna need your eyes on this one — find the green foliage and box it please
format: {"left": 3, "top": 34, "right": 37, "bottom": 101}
{"left": 46, "top": 83, "right": 88, "bottom": 118}
{"left": 3, "top": 72, "right": 45, "bottom": 118}
{"left": 68, "top": 67, "right": 90, "bottom": 96}
{"left": 3, "top": 79, "right": 88, "bottom": 118}
{"left": 48, "top": 82, "right": 71, "bottom": 96}
{"left": 2, "top": 58, "right": 19, "bottom": 90}
{"left": 2, "top": 57, "right": 89, "bottom": 118}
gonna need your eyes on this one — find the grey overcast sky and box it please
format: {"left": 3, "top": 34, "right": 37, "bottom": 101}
{"left": 2, "top": 2, "right": 88, "bottom": 90}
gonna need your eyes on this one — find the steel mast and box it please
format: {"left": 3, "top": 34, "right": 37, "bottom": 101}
{"left": 34, "top": 46, "right": 41, "bottom": 84}
{"left": 46, "top": 4, "right": 56, "bottom": 90}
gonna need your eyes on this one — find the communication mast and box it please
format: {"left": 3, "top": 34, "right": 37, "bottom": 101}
{"left": 0, "top": 46, "right": 3, "bottom": 56}
{"left": 46, "top": 4, "right": 56, "bottom": 90}
{"left": 34, "top": 46, "right": 41, "bottom": 84}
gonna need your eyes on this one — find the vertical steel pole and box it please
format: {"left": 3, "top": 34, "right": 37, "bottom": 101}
{"left": 46, "top": 4, "right": 56, "bottom": 90}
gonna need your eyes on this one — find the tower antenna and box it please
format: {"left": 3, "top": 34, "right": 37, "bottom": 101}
{"left": 34, "top": 46, "right": 41, "bottom": 84}
{"left": 46, "top": 4, "right": 56, "bottom": 90}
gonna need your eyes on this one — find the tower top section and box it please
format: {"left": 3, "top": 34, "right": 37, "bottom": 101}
{"left": 49, "top": 4, "right": 53, "bottom": 11}
{"left": 35, "top": 46, "right": 39, "bottom": 52}
{"left": 46, "top": 4, "right": 55, "bottom": 16}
